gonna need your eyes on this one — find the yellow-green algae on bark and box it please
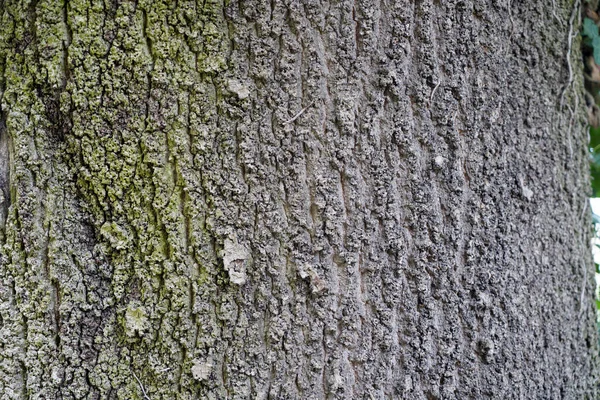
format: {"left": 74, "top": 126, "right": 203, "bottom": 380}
{"left": 0, "top": 0, "right": 243, "bottom": 398}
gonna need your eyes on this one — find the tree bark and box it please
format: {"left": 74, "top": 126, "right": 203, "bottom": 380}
{"left": 0, "top": 0, "right": 597, "bottom": 398}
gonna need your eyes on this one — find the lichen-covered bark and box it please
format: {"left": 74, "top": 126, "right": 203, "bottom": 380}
{"left": 0, "top": 0, "right": 597, "bottom": 398}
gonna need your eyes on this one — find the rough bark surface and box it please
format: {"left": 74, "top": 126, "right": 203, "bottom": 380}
{"left": 0, "top": 0, "right": 597, "bottom": 399}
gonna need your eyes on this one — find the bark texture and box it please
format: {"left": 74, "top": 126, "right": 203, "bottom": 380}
{"left": 0, "top": 0, "right": 597, "bottom": 398}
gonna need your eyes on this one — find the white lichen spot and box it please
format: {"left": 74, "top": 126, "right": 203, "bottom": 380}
{"left": 125, "top": 303, "right": 149, "bottom": 337}
{"left": 489, "top": 106, "right": 501, "bottom": 123}
{"left": 227, "top": 79, "right": 250, "bottom": 99}
{"left": 191, "top": 360, "right": 212, "bottom": 381}
{"left": 297, "top": 263, "right": 309, "bottom": 279}
{"left": 223, "top": 237, "right": 250, "bottom": 285}
{"left": 51, "top": 366, "right": 64, "bottom": 385}
{"left": 522, "top": 186, "right": 533, "bottom": 201}
{"left": 297, "top": 263, "right": 327, "bottom": 294}
{"left": 434, "top": 155, "right": 446, "bottom": 168}
{"left": 518, "top": 176, "right": 534, "bottom": 201}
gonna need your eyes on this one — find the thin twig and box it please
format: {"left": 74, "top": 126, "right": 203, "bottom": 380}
{"left": 567, "top": 96, "right": 579, "bottom": 158}
{"left": 552, "top": 0, "right": 565, "bottom": 26}
{"left": 560, "top": 0, "right": 581, "bottom": 111}
{"left": 581, "top": 196, "right": 589, "bottom": 221}
{"left": 579, "top": 199, "right": 592, "bottom": 323}
{"left": 132, "top": 370, "right": 151, "bottom": 400}
{"left": 507, "top": 0, "right": 515, "bottom": 45}
{"left": 282, "top": 101, "right": 315, "bottom": 124}
{"left": 558, "top": 0, "right": 581, "bottom": 161}
{"left": 430, "top": 81, "right": 441, "bottom": 103}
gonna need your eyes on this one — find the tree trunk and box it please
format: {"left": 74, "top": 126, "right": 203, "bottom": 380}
{"left": 0, "top": 0, "right": 597, "bottom": 398}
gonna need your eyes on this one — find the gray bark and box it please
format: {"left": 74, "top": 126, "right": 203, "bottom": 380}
{"left": 0, "top": 0, "right": 597, "bottom": 398}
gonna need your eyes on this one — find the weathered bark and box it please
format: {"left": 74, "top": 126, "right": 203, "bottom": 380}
{"left": 0, "top": 0, "right": 597, "bottom": 398}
